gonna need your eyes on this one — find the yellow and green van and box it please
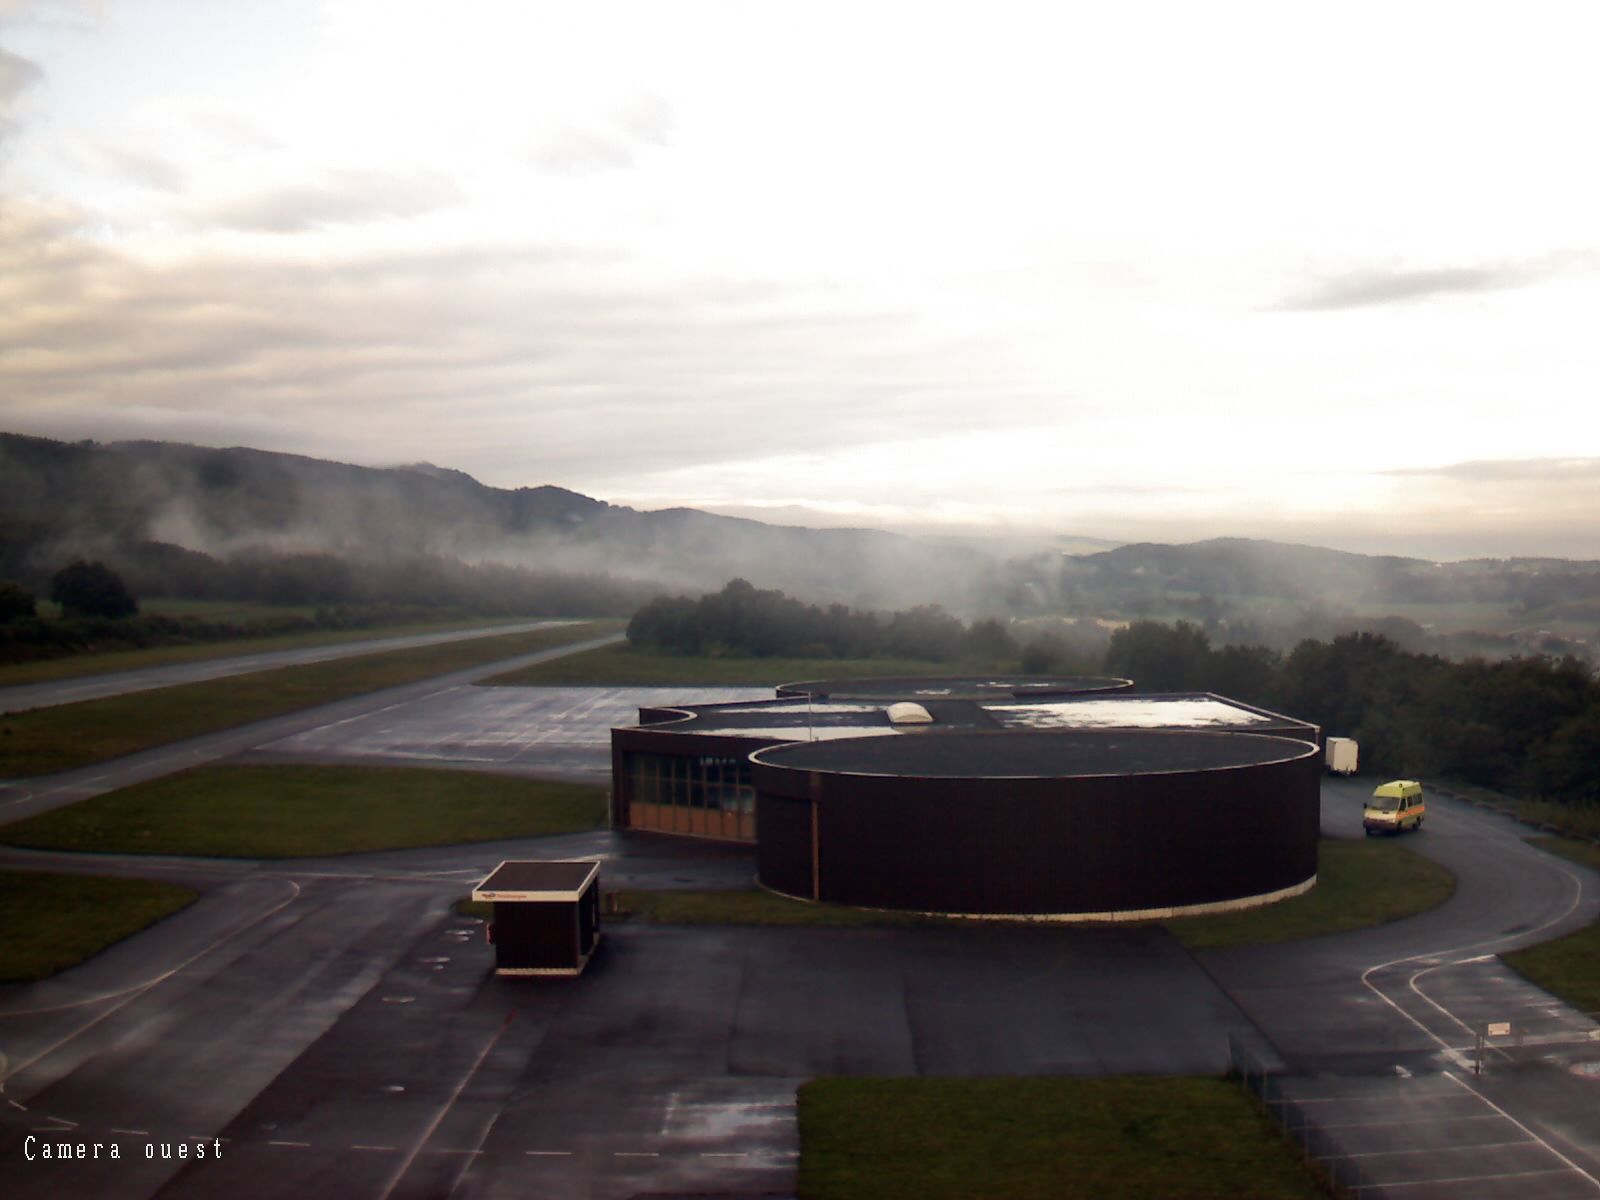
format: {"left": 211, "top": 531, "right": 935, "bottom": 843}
{"left": 1364, "top": 780, "right": 1424, "bottom": 835}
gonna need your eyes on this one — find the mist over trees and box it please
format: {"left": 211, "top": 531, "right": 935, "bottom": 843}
{"left": 1105, "top": 621, "right": 1600, "bottom": 807}
{"left": 628, "top": 579, "right": 1022, "bottom": 664}
{"left": 630, "top": 586, "right": 1600, "bottom": 811}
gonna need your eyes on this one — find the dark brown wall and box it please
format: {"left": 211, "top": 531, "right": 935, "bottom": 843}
{"left": 753, "top": 748, "right": 1320, "bottom": 915}
{"left": 493, "top": 900, "right": 578, "bottom": 970}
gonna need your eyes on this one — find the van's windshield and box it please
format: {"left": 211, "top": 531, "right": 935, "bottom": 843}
{"left": 1371, "top": 797, "right": 1400, "bottom": 812}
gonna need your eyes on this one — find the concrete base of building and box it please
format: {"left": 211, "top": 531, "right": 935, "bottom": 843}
{"left": 758, "top": 874, "right": 1318, "bottom": 923}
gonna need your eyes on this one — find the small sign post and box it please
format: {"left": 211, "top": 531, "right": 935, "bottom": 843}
{"left": 1477, "top": 1022, "right": 1512, "bottom": 1075}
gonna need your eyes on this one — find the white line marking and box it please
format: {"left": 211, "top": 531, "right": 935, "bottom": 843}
{"left": 111, "top": 1128, "right": 150, "bottom": 1136}
{"left": 376, "top": 1011, "right": 515, "bottom": 1200}
{"left": 1379, "top": 1167, "right": 1581, "bottom": 1189}
{"left": 0, "top": 877, "right": 303, "bottom": 1023}
{"left": 614, "top": 1151, "right": 660, "bottom": 1157}
{"left": 701, "top": 1151, "right": 748, "bottom": 1157}
{"left": 269, "top": 1140, "right": 311, "bottom": 1148}
{"left": 1318, "top": 1114, "right": 1510, "bottom": 1130}
{"left": 431, "top": 1148, "right": 483, "bottom": 1155}
{"left": 353, "top": 1145, "right": 397, "bottom": 1152}
{"left": 1357, "top": 835, "right": 1588, "bottom": 1063}
{"left": 1340, "top": 1140, "right": 1540, "bottom": 1159}
{"left": 525, "top": 1150, "right": 573, "bottom": 1156}
{"left": 8, "top": 1099, "right": 29, "bottom": 1111}
{"left": 1442, "top": 1071, "right": 1600, "bottom": 1192}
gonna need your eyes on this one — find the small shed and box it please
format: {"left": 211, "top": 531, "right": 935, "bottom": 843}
{"left": 473, "top": 860, "right": 601, "bottom": 976}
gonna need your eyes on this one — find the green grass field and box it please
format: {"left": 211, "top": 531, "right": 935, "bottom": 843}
{"left": 1502, "top": 838, "right": 1600, "bottom": 1013}
{"left": 0, "top": 869, "right": 198, "bottom": 982}
{"left": 0, "top": 764, "right": 606, "bottom": 858}
{"left": 0, "top": 621, "right": 616, "bottom": 778}
{"left": 797, "top": 1077, "right": 1329, "bottom": 1200}
{"left": 481, "top": 643, "right": 985, "bottom": 687}
{"left": 0, "top": 614, "right": 554, "bottom": 688}
{"left": 602, "top": 838, "right": 1453, "bottom": 945}
{"left": 1167, "top": 837, "right": 1456, "bottom": 949}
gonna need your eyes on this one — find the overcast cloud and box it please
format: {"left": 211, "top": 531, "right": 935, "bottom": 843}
{"left": 2, "top": 1, "right": 1599, "bottom": 560}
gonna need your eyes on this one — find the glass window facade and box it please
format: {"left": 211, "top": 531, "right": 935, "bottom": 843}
{"left": 623, "top": 750, "right": 757, "bottom": 841}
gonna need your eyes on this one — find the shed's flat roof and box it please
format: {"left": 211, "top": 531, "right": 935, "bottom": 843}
{"left": 751, "top": 729, "right": 1319, "bottom": 778}
{"left": 474, "top": 860, "right": 599, "bottom": 900}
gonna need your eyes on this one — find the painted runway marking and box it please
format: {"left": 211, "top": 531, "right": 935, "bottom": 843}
{"left": 1379, "top": 1167, "right": 1582, "bottom": 1189}
{"left": 1318, "top": 1114, "right": 1508, "bottom": 1130}
{"left": 376, "top": 1011, "right": 515, "bottom": 1200}
{"left": 1442, "top": 1071, "right": 1600, "bottom": 1192}
{"left": 1340, "top": 1140, "right": 1540, "bottom": 1159}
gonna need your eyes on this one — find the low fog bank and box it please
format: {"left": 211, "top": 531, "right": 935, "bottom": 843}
{"left": 3, "top": 433, "right": 1598, "bottom": 663}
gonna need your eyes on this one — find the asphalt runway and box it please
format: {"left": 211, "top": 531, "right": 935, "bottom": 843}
{"left": 250, "top": 684, "right": 772, "bottom": 777}
{"left": 4, "top": 661, "right": 1600, "bottom": 1198}
{"left": 1203, "top": 780, "right": 1600, "bottom": 1196}
{"left": 0, "top": 620, "right": 580, "bottom": 714}
{"left": 0, "top": 634, "right": 626, "bottom": 824}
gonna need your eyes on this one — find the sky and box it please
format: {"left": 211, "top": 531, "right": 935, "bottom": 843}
{"left": 2, "top": 0, "right": 1599, "bottom": 561}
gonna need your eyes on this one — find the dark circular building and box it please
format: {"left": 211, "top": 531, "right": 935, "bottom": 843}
{"left": 750, "top": 729, "right": 1321, "bottom": 920}
{"left": 774, "top": 675, "right": 1132, "bottom": 701}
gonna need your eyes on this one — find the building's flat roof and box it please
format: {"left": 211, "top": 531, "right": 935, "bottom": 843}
{"left": 774, "top": 675, "right": 1132, "bottom": 701}
{"left": 988, "top": 696, "right": 1277, "bottom": 731}
{"left": 622, "top": 691, "right": 1307, "bottom": 743}
{"left": 474, "top": 860, "right": 599, "bottom": 900}
{"left": 751, "top": 730, "right": 1320, "bottom": 778}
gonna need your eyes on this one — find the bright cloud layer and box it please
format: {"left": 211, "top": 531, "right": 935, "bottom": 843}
{"left": 2, "top": 0, "right": 1599, "bottom": 559}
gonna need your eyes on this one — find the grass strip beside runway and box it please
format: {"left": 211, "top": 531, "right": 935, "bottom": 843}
{"left": 0, "top": 869, "right": 197, "bottom": 982}
{"left": 0, "top": 765, "right": 606, "bottom": 857}
{"left": 798, "top": 1076, "right": 1328, "bottom": 1200}
{"left": 0, "top": 613, "right": 532, "bottom": 688}
{"left": 480, "top": 644, "right": 974, "bottom": 686}
{"left": 1502, "top": 838, "right": 1600, "bottom": 1013}
{"left": 0, "top": 621, "right": 615, "bottom": 777}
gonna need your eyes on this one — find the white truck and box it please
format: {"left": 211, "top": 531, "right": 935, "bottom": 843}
{"left": 1325, "top": 736, "right": 1359, "bottom": 775}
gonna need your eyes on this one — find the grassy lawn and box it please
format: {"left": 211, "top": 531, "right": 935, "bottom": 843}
{"left": 0, "top": 869, "right": 198, "bottom": 983}
{"left": 1435, "top": 779, "right": 1600, "bottom": 840}
{"left": 481, "top": 643, "right": 980, "bottom": 687}
{"left": 1167, "top": 838, "right": 1456, "bottom": 949}
{"left": 0, "top": 621, "right": 616, "bottom": 778}
{"left": 1502, "top": 838, "right": 1600, "bottom": 1013}
{"left": 0, "top": 764, "right": 606, "bottom": 857}
{"left": 798, "top": 1076, "right": 1329, "bottom": 1200}
{"left": 601, "top": 839, "right": 1454, "bottom": 945}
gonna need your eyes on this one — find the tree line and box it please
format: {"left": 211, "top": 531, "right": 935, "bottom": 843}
{"left": 629, "top": 582, "right": 1598, "bottom": 810}
{"left": 1103, "top": 620, "right": 1599, "bottom": 806}
{"left": 627, "top": 579, "right": 1017, "bottom": 663}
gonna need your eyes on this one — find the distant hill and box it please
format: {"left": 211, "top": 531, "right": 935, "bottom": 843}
{"left": 3, "top": 432, "right": 1598, "bottom": 629}
{"left": 0, "top": 433, "right": 999, "bottom": 610}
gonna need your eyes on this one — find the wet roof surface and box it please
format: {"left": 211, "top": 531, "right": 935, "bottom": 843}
{"left": 989, "top": 697, "right": 1277, "bottom": 730}
{"left": 773, "top": 675, "right": 1132, "bottom": 700}
{"left": 476, "top": 860, "right": 599, "bottom": 892}
{"left": 752, "top": 729, "right": 1319, "bottom": 777}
